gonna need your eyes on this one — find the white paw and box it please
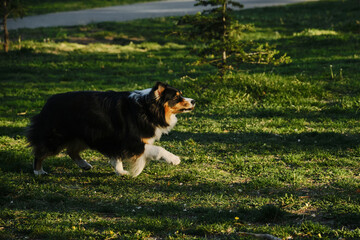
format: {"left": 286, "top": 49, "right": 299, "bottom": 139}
{"left": 115, "top": 170, "right": 130, "bottom": 176}
{"left": 34, "top": 169, "right": 48, "bottom": 175}
{"left": 167, "top": 154, "right": 181, "bottom": 165}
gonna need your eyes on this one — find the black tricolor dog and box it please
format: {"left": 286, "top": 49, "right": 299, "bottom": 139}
{"left": 26, "top": 82, "right": 195, "bottom": 177}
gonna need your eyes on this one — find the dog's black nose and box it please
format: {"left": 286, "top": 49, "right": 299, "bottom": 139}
{"left": 191, "top": 99, "right": 196, "bottom": 105}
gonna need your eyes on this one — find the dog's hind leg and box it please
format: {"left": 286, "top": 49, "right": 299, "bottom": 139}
{"left": 110, "top": 159, "right": 130, "bottom": 176}
{"left": 33, "top": 147, "right": 49, "bottom": 175}
{"left": 33, "top": 155, "right": 48, "bottom": 175}
{"left": 67, "top": 140, "right": 92, "bottom": 170}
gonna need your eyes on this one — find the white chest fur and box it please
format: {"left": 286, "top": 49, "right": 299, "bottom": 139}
{"left": 146, "top": 114, "right": 177, "bottom": 145}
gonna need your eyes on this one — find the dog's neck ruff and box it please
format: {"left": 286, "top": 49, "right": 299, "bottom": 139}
{"left": 129, "top": 87, "right": 178, "bottom": 144}
{"left": 148, "top": 114, "right": 177, "bottom": 145}
{"left": 129, "top": 88, "right": 152, "bottom": 101}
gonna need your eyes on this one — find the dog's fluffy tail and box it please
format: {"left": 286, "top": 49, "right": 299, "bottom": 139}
{"left": 26, "top": 114, "right": 43, "bottom": 148}
{"left": 26, "top": 113, "right": 61, "bottom": 157}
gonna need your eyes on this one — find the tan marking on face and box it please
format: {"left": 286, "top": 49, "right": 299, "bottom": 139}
{"left": 170, "top": 99, "right": 193, "bottom": 114}
{"left": 155, "top": 84, "right": 166, "bottom": 100}
{"left": 164, "top": 102, "right": 174, "bottom": 125}
{"left": 163, "top": 96, "right": 194, "bottom": 124}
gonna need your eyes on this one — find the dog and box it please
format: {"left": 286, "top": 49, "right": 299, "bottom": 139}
{"left": 26, "top": 82, "right": 195, "bottom": 177}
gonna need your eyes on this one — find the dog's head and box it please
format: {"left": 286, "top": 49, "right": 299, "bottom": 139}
{"left": 151, "top": 82, "right": 195, "bottom": 125}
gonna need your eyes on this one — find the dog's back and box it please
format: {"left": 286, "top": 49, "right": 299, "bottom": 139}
{"left": 26, "top": 91, "right": 144, "bottom": 158}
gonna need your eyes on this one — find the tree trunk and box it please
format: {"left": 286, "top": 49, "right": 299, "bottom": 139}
{"left": 3, "top": 15, "right": 9, "bottom": 53}
{"left": 3, "top": 0, "right": 9, "bottom": 53}
{"left": 221, "top": 0, "right": 227, "bottom": 65}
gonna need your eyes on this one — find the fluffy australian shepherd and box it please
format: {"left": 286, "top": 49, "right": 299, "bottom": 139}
{"left": 26, "top": 82, "right": 195, "bottom": 177}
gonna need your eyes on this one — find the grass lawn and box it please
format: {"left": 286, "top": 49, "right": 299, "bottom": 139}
{"left": 22, "top": 0, "right": 162, "bottom": 16}
{"left": 1, "top": 0, "right": 360, "bottom": 239}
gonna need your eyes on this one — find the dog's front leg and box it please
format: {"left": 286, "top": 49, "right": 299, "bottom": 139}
{"left": 126, "top": 145, "right": 181, "bottom": 177}
{"left": 144, "top": 144, "right": 181, "bottom": 165}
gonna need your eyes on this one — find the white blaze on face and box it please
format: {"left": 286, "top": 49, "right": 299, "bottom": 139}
{"left": 175, "top": 97, "right": 195, "bottom": 113}
{"left": 183, "top": 97, "right": 195, "bottom": 109}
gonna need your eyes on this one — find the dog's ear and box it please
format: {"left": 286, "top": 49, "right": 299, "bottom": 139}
{"left": 154, "top": 82, "right": 167, "bottom": 99}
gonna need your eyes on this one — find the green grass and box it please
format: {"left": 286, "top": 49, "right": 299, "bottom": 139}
{"left": 1, "top": 0, "right": 360, "bottom": 239}
{"left": 22, "top": 0, "right": 162, "bottom": 16}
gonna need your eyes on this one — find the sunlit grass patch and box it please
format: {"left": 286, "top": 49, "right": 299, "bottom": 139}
{"left": 21, "top": 41, "right": 186, "bottom": 55}
{"left": 293, "top": 28, "right": 338, "bottom": 37}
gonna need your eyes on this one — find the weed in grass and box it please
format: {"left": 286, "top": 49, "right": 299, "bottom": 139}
{"left": 256, "top": 204, "right": 286, "bottom": 223}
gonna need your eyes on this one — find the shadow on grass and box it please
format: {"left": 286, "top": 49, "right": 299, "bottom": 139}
{"left": 0, "top": 126, "right": 27, "bottom": 138}
{"left": 0, "top": 149, "right": 32, "bottom": 173}
{"left": 2, "top": 174, "right": 359, "bottom": 235}
{"left": 0, "top": 177, "right": 292, "bottom": 221}
{"left": 165, "top": 130, "right": 360, "bottom": 151}
{"left": 1, "top": 127, "right": 358, "bottom": 176}
{"left": 1, "top": 145, "right": 359, "bottom": 235}
{"left": 196, "top": 106, "right": 360, "bottom": 121}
